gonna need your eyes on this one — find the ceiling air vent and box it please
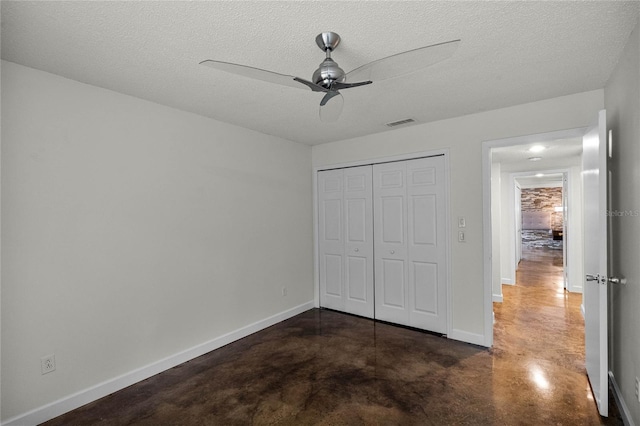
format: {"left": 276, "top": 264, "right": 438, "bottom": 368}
{"left": 385, "top": 118, "right": 416, "bottom": 128}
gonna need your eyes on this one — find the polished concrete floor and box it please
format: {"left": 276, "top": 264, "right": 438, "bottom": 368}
{"left": 43, "top": 247, "right": 621, "bottom": 425}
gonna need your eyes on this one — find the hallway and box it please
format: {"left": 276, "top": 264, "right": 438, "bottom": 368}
{"left": 493, "top": 246, "right": 621, "bottom": 424}
{"left": 42, "top": 248, "right": 621, "bottom": 425}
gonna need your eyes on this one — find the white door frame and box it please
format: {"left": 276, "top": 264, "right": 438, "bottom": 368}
{"left": 313, "top": 149, "right": 452, "bottom": 336}
{"left": 482, "top": 128, "right": 586, "bottom": 347}
{"left": 506, "top": 168, "right": 571, "bottom": 289}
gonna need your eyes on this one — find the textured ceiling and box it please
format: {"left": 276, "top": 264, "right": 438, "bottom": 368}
{"left": 2, "top": 1, "right": 638, "bottom": 145}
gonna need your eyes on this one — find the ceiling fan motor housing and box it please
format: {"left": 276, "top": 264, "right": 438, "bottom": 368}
{"left": 313, "top": 58, "right": 346, "bottom": 89}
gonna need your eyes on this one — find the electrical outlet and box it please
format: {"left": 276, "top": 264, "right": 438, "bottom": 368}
{"left": 636, "top": 377, "right": 640, "bottom": 402}
{"left": 41, "top": 354, "right": 56, "bottom": 375}
{"left": 281, "top": 286, "right": 287, "bottom": 296}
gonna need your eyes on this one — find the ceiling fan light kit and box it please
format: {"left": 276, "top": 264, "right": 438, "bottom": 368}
{"left": 200, "top": 32, "right": 460, "bottom": 122}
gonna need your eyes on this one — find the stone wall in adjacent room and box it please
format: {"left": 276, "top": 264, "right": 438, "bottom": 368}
{"left": 521, "top": 187, "right": 563, "bottom": 230}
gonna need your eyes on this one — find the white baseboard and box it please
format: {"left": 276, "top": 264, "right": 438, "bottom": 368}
{"left": 492, "top": 294, "right": 503, "bottom": 303}
{"left": 448, "top": 328, "right": 487, "bottom": 347}
{"left": 569, "top": 286, "right": 583, "bottom": 294}
{"left": 2, "top": 301, "right": 315, "bottom": 426}
{"left": 502, "top": 278, "right": 514, "bottom": 285}
{"left": 609, "top": 371, "right": 636, "bottom": 426}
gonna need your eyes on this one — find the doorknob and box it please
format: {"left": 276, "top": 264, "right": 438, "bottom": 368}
{"left": 390, "top": 250, "right": 395, "bottom": 254}
{"left": 354, "top": 248, "right": 359, "bottom": 252}
{"left": 586, "top": 274, "right": 627, "bottom": 285}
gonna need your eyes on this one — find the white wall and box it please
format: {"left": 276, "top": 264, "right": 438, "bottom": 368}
{"left": 604, "top": 19, "right": 640, "bottom": 425}
{"left": 499, "top": 171, "right": 514, "bottom": 285}
{"left": 565, "top": 164, "right": 584, "bottom": 293}
{"left": 491, "top": 162, "right": 502, "bottom": 301}
{"left": 1, "top": 61, "right": 313, "bottom": 422}
{"left": 313, "top": 89, "right": 604, "bottom": 345}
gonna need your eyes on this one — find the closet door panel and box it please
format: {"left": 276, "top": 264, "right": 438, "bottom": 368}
{"left": 346, "top": 199, "right": 366, "bottom": 242}
{"left": 382, "top": 259, "right": 405, "bottom": 307}
{"left": 344, "top": 166, "right": 374, "bottom": 318}
{"left": 411, "top": 195, "right": 437, "bottom": 246}
{"left": 319, "top": 166, "right": 373, "bottom": 318}
{"left": 346, "top": 256, "right": 367, "bottom": 300}
{"left": 374, "top": 162, "right": 409, "bottom": 325}
{"left": 318, "top": 170, "right": 345, "bottom": 311}
{"left": 412, "top": 261, "right": 438, "bottom": 313}
{"left": 381, "top": 196, "right": 404, "bottom": 243}
{"left": 407, "top": 156, "right": 447, "bottom": 333}
{"left": 323, "top": 254, "right": 343, "bottom": 296}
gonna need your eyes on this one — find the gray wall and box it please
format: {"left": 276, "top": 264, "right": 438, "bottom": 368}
{"left": 605, "top": 18, "right": 640, "bottom": 424}
{"left": 1, "top": 61, "right": 313, "bottom": 421}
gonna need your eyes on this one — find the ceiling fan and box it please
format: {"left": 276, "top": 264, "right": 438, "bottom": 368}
{"left": 200, "top": 32, "right": 460, "bottom": 122}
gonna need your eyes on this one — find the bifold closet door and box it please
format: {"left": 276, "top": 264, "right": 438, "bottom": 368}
{"left": 373, "top": 156, "right": 448, "bottom": 333}
{"left": 318, "top": 166, "right": 374, "bottom": 318}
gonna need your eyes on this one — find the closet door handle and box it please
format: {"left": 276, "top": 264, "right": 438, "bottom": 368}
{"left": 390, "top": 250, "right": 395, "bottom": 254}
{"left": 354, "top": 248, "right": 359, "bottom": 252}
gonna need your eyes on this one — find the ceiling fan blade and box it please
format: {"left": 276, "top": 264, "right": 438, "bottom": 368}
{"left": 293, "top": 77, "right": 329, "bottom": 93}
{"left": 345, "top": 39, "right": 461, "bottom": 83}
{"left": 319, "top": 92, "right": 344, "bottom": 122}
{"left": 331, "top": 80, "right": 373, "bottom": 90}
{"left": 320, "top": 90, "right": 341, "bottom": 106}
{"left": 200, "top": 60, "right": 307, "bottom": 90}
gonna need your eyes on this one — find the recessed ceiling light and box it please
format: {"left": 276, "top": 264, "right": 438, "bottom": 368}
{"left": 529, "top": 145, "right": 546, "bottom": 153}
{"left": 528, "top": 157, "right": 542, "bottom": 161}
{"left": 535, "top": 173, "right": 544, "bottom": 177}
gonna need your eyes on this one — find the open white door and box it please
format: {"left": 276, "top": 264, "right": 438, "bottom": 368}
{"left": 582, "top": 109, "right": 608, "bottom": 417}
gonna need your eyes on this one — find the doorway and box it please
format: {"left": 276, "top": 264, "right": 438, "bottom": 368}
{"left": 514, "top": 173, "right": 567, "bottom": 285}
{"left": 483, "top": 113, "right": 611, "bottom": 417}
{"left": 487, "top": 139, "right": 584, "bottom": 302}
{"left": 481, "top": 127, "right": 586, "bottom": 347}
